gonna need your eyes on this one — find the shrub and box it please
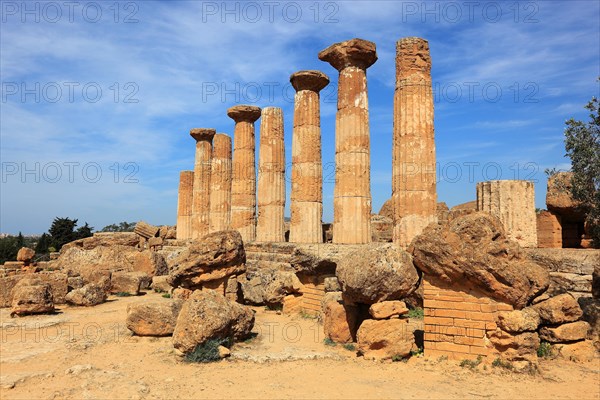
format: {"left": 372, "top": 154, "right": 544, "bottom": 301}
{"left": 299, "top": 310, "right": 317, "bottom": 319}
{"left": 323, "top": 338, "right": 337, "bottom": 347}
{"left": 185, "top": 338, "right": 231, "bottom": 363}
{"left": 460, "top": 355, "right": 483, "bottom": 369}
{"left": 342, "top": 343, "right": 356, "bottom": 351}
{"left": 537, "top": 341, "right": 553, "bottom": 358}
{"left": 408, "top": 307, "right": 424, "bottom": 319}
{"left": 410, "top": 347, "right": 424, "bottom": 357}
{"left": 391, "top": 354, "right": 408, "bottom": 362}
{"left": 491, "top": 357, "right": 514, "bottom": 370}
{"left": 162, "top": 293, "right": 171, "bottom": 299}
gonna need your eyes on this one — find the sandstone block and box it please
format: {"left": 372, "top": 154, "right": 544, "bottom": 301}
{"left": 369, "top": 300, "right": 409, "bottom": 319}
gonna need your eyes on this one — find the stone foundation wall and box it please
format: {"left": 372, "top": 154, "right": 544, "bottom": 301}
{"left": 423, "top": 278, "right": 513, "bottom": 360}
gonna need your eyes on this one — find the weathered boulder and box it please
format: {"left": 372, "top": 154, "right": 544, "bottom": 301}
{"left": 324, "top": 277, "right": 341, "bottom": 293}
{"left": 524, "top": 248, "right": 599, "bottom": 275}
{"left": 525, "top": 248, "right": 599, "bottom": 298}
{"left": 67, "top": 276, "right": 84, "bottom": 291}
{"left": 379, "top": 198, "right": 394, "bottom": 220}
{"left": 369, "top": 301, "right": 409, "bottom": 320}
{"left": 411, "top": 212, "right": 549, "bottom": 309}
{"left": 134, "top": 221, "right": 160, "bottom": 239}
{"left": 0, "top": 275, "right": 24, "bottom": 307}
{"left": 126, "top": 300, "right": 183, "bottom": 336}
{"left": 556, "top": 340, "right": 597, "bottom": 362}
{"left": 539, "top": 321, "right": 590, "bottom": 343}
{"left": 61, "top": 232, "right": 139, "bottom": 251}
{"left": 11, "top": 273, "right": 68, "bottom": 304}
{"left": 533, "top": 293, "right": 583, "bottom": 325}
{"left": 322, "top": 292, "right": 358, "bottom": 343}
{"left": 172, "top": 288, "right": 192, "bottom": 301}
{"left": 336, "top": 244, "right": 419, "bottom": 304}
{"left": 167, "top": 230, "right": 245, "bottom": 289}
{"left": 151, "top": 275, "right": 173, "bottom": 293}
{"left": 487, "top": 329, "right": 540, "bottom": 370}
{"left": 371, "top": 215, "right": 393, "bottom": 243}
{"left": 450, "top": 201, "right": 477, "bottom": 212}
{"left": 289, "top": 246, "right": 339, "bottom": 276}
{"left": 111, "top": 271, "right": 147, "bottom": 295}
{"left": 546, "top": 172, "right": 585, "bottom": 218}
{"left": 55, "top": 246, "right": 167, "bottom": 282}
{"left": 16, "top": 247, "right": 35, "bottom": 263}
{"left": 172, "top": 290, "right": 255, "bottom": 354}
{"left": 496, "top": 308, "right": 540, "bottom": 333}
{"left": 240, "top": 267, "right": 301, "bottom": 305}
{"left": 356, "top": 319, "right": 415, "bottom": 360}
{"left": 65, "top": 283, "right": 107, "bottom": 306}
{"left": 11, "top": 284, "right": 54, "bottom": 316}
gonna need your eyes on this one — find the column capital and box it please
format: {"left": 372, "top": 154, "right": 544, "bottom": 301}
{"left": 190, "top": 128, "right": 216, "bottom": 142}
{"left": 227, "top": 105, "right": 261, "bottom": 123}
{"left": 318, "top": 38, "right": 377, "bottom": 71}
{"left": 290, "top": 70, "right": 330, "bottom": 93}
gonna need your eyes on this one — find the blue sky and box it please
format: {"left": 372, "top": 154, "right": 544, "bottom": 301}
{"left": 1, "top": 0, "right": 599, "bottom": 234}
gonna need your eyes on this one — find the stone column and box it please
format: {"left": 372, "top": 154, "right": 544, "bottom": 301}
{"left": 319, "top": 38, "right": 377, "bottom": 244}
{"left": 256, "top": 107, "right": 286, "bottom": 242}
{"left": 476, "top": 180, "right": 538, "bottom": 248}
{"left": 176, "top": 170, "right": 194, "bottom": 240}
{"left": 228, "top": 105, "right": 261, "bottom": 242}
{"left": 393, "top": 37, "right": 437, "bottom": 248}
{"left": 289, "top": 70, "right": 330, "bottom": 243}
{"left": 190, "top": 128, "right": 215, "bottom": 239}
{"left": 209, "top": 133, "right": 232, "bottom": 233}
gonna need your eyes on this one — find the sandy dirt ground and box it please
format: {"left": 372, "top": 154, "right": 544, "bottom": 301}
{"left": 1, "top": 291, "right": 598, "bottom": 400}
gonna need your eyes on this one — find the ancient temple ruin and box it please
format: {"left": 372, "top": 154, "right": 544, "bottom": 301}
{"left": 2, "top": 37, "right": 596, "bottom": 375}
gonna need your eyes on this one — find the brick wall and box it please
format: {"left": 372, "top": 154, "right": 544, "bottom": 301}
{"left": 423, "top": 278, "right": 513, "bottom": 360}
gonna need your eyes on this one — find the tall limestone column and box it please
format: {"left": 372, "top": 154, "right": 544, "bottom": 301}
{"left": 393, "top": 37, "right": 437, "bottom": 248}
{"left": 319, "top": 38, "right": 377, "bottom": 244}
{"left": 190, "top": 128, "right": 215, "bottom": 239}
{"left": 176, "top": 170, "right": 194, "bottom": 240}
{"left": 289, "top": 70, "right": 329, "bottom": 243}
{"left": 228, "top": 105, "right": 261, "bottom": 242}
{"left": 256, "top": 107, "right": 286, "bottom": 242}
{"left": 209, "top": 133, "right": 232, "bottom": 233}
{"left": 476, "top": 180, "right": 538, "bottom": 248}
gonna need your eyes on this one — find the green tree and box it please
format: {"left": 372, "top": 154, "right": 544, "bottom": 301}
{"left": 16, "top": 232, "right": 24, "bottom": 248}
{"left": 100, "top": 221, "right": 136, "bottom": 232}
{"left": 76, "top": 222, "right": 93, "bottom": 239}
{"left": 0, "top": 236, "right": 18, "bottom": 264}
{"left": 35, "top": 233, "right": 51, "bottom": 254}
{"left": 49, "top": 217, "right": 79, "bottom": 251}
{"left": 564, "top": 95, "right": 600, "bottom": 247}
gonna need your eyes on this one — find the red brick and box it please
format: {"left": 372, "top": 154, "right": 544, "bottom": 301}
{"left": 424, "top": 316, "right": 454, "bottom": 326}
{"left": 465, "top": 311, "right": 495, "bottom": 322}
{"left": 454, "top": 319, "right": 487, "bottom": 329}
{"left": 480, "top": 304, "right": 498, "bottom": 313}
{"left": 433, "top": 309, "right": 467, "bottom": 318}
{"left": 470, "top": 346, "right": 497, "bottom": 356}
{"left": 465, "top": 328, "right": 486, "bottom": 338}
{"left": 435, "top": 342, "right": 471, "bottom": 354}
{"left": 485, "top": 322, "right": 497, "bottom": 330}
{"left": 497, "top": 303, "right": 513, "bottom": 311}
{"left": 454, "top": 336, "right": 486, "bottom": 347}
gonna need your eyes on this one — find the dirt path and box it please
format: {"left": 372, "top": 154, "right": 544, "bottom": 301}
{"left": 1, "top": 292, "right": 598, "bottom": 400}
